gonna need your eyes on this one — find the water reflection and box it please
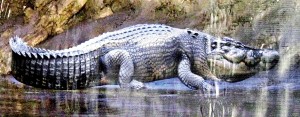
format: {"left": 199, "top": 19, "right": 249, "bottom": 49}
{"left": 1, "top": 78, "right": 300, "bottom": 117}
{"left": 107, "top": 90, "right": 230, "bottom": 117}
{"left": 0, "top": 85, "right": 116, "bottom": 116}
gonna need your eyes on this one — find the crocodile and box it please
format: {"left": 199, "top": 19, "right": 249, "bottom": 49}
{"left": 9, "top": 24, "right": 279, "bottom": 91}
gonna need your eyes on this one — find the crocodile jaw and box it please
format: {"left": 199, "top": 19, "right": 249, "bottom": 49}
{"left": 207, "top": 52, "right": 258, "bottom": 82}
{"left": 206, "top": 38, "right": 279, "bottom": 82}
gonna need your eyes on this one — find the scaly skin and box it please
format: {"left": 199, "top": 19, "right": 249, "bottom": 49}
{"left": 9, "top": 24, "right": 279, "bottom": 90}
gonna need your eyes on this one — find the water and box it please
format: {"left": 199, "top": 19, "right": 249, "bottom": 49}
{"left": 1, "top": 68, "right": 300, "bottom": 116}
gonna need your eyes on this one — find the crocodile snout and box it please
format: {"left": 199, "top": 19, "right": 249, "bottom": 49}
{"left": 259, "top": 49, "right": 279, "bottom": 70}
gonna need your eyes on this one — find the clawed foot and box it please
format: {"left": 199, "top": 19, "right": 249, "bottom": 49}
{"left": 130, "top": 80, "right": 146, "bottom": 90}
{"left": 120, "top": 80, "right": 146, "bottom": 90}
{"left": 200, "top": 81, "right": 217, "bottom": 94}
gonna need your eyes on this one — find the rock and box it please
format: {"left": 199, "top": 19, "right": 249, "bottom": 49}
{"left": 38, "top": 12, "right": 134, "bottom": 49}
{"left": 84, "top": 0, "right": 109, "bottom": 19}
{"left": 110, "top": 0, "right": 132, "bottom": 12}
{"left": 22, "top": 0, "right": 87, "bottom": 45}
{"left": 0, "top": 0, "right": 88, "bottom": 74}
{"left": 0, "top": 0, "right": 27, "bottom": 20}
{"left": 98, "top": 7, "right": 114, "bottom": 19}
{"left": 34, "top": 0, "right": 52, "bottom": 8}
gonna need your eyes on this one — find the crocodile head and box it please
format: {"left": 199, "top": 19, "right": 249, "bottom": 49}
{"left": 207, "top": 37, "right": 279, "bottom": 82}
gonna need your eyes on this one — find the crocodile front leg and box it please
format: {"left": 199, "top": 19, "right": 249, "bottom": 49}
{"left": 102, "top": 49, "right": 145, "bottom": 89}
{"left": 178, "top": 54, "right": 214, "bottom": 92}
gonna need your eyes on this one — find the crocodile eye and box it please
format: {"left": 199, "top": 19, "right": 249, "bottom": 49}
{"left": 187, "top": 30, "right": 192, "bottom": 34}
{"left": 193, "top": 33, "right": 199, "bottom": 36}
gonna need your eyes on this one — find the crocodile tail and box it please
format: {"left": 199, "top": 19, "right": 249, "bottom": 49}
{"left": 9, "top": 36, "right": 103, "bottom": 90}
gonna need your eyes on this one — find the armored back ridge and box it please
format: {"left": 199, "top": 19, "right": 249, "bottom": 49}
{"left": 10, "top": 24, "right": 279, "bottom": 91}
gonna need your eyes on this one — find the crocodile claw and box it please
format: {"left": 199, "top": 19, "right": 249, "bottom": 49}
{"left": 129, "top": 80, "right": 146, "bottom": 90}
{"left": 200, "top": 81, "right": 216, "bottom": 94}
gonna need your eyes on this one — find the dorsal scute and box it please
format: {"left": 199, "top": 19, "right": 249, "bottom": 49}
{"left": 32, "top": 53, "right": 38, "bottom": 58}
{"left": 21, "top": 51, "right": 27, "bottom": 57}
{"left": 44, "top": 53, "right": 51, "bottom": 59}
{"left": 38, "top": 53, "right": 44, "bottom": 59}
{"left": 25, "top": 52, "right": 32, "bottom": 58}
{"left": 9, "top": 24, "right": 177, "bottom": 59}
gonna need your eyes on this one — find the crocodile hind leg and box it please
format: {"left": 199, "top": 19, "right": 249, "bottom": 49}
{"left": 102, "top": 49, "right": 145, "bottom": 89}
{"left": 178, "top": 54, "right": 214, "bottom": 92}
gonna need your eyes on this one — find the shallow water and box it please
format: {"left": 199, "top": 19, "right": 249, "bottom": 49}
{"left": 1, "top": 68, "right": 300, "bottom": 116}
